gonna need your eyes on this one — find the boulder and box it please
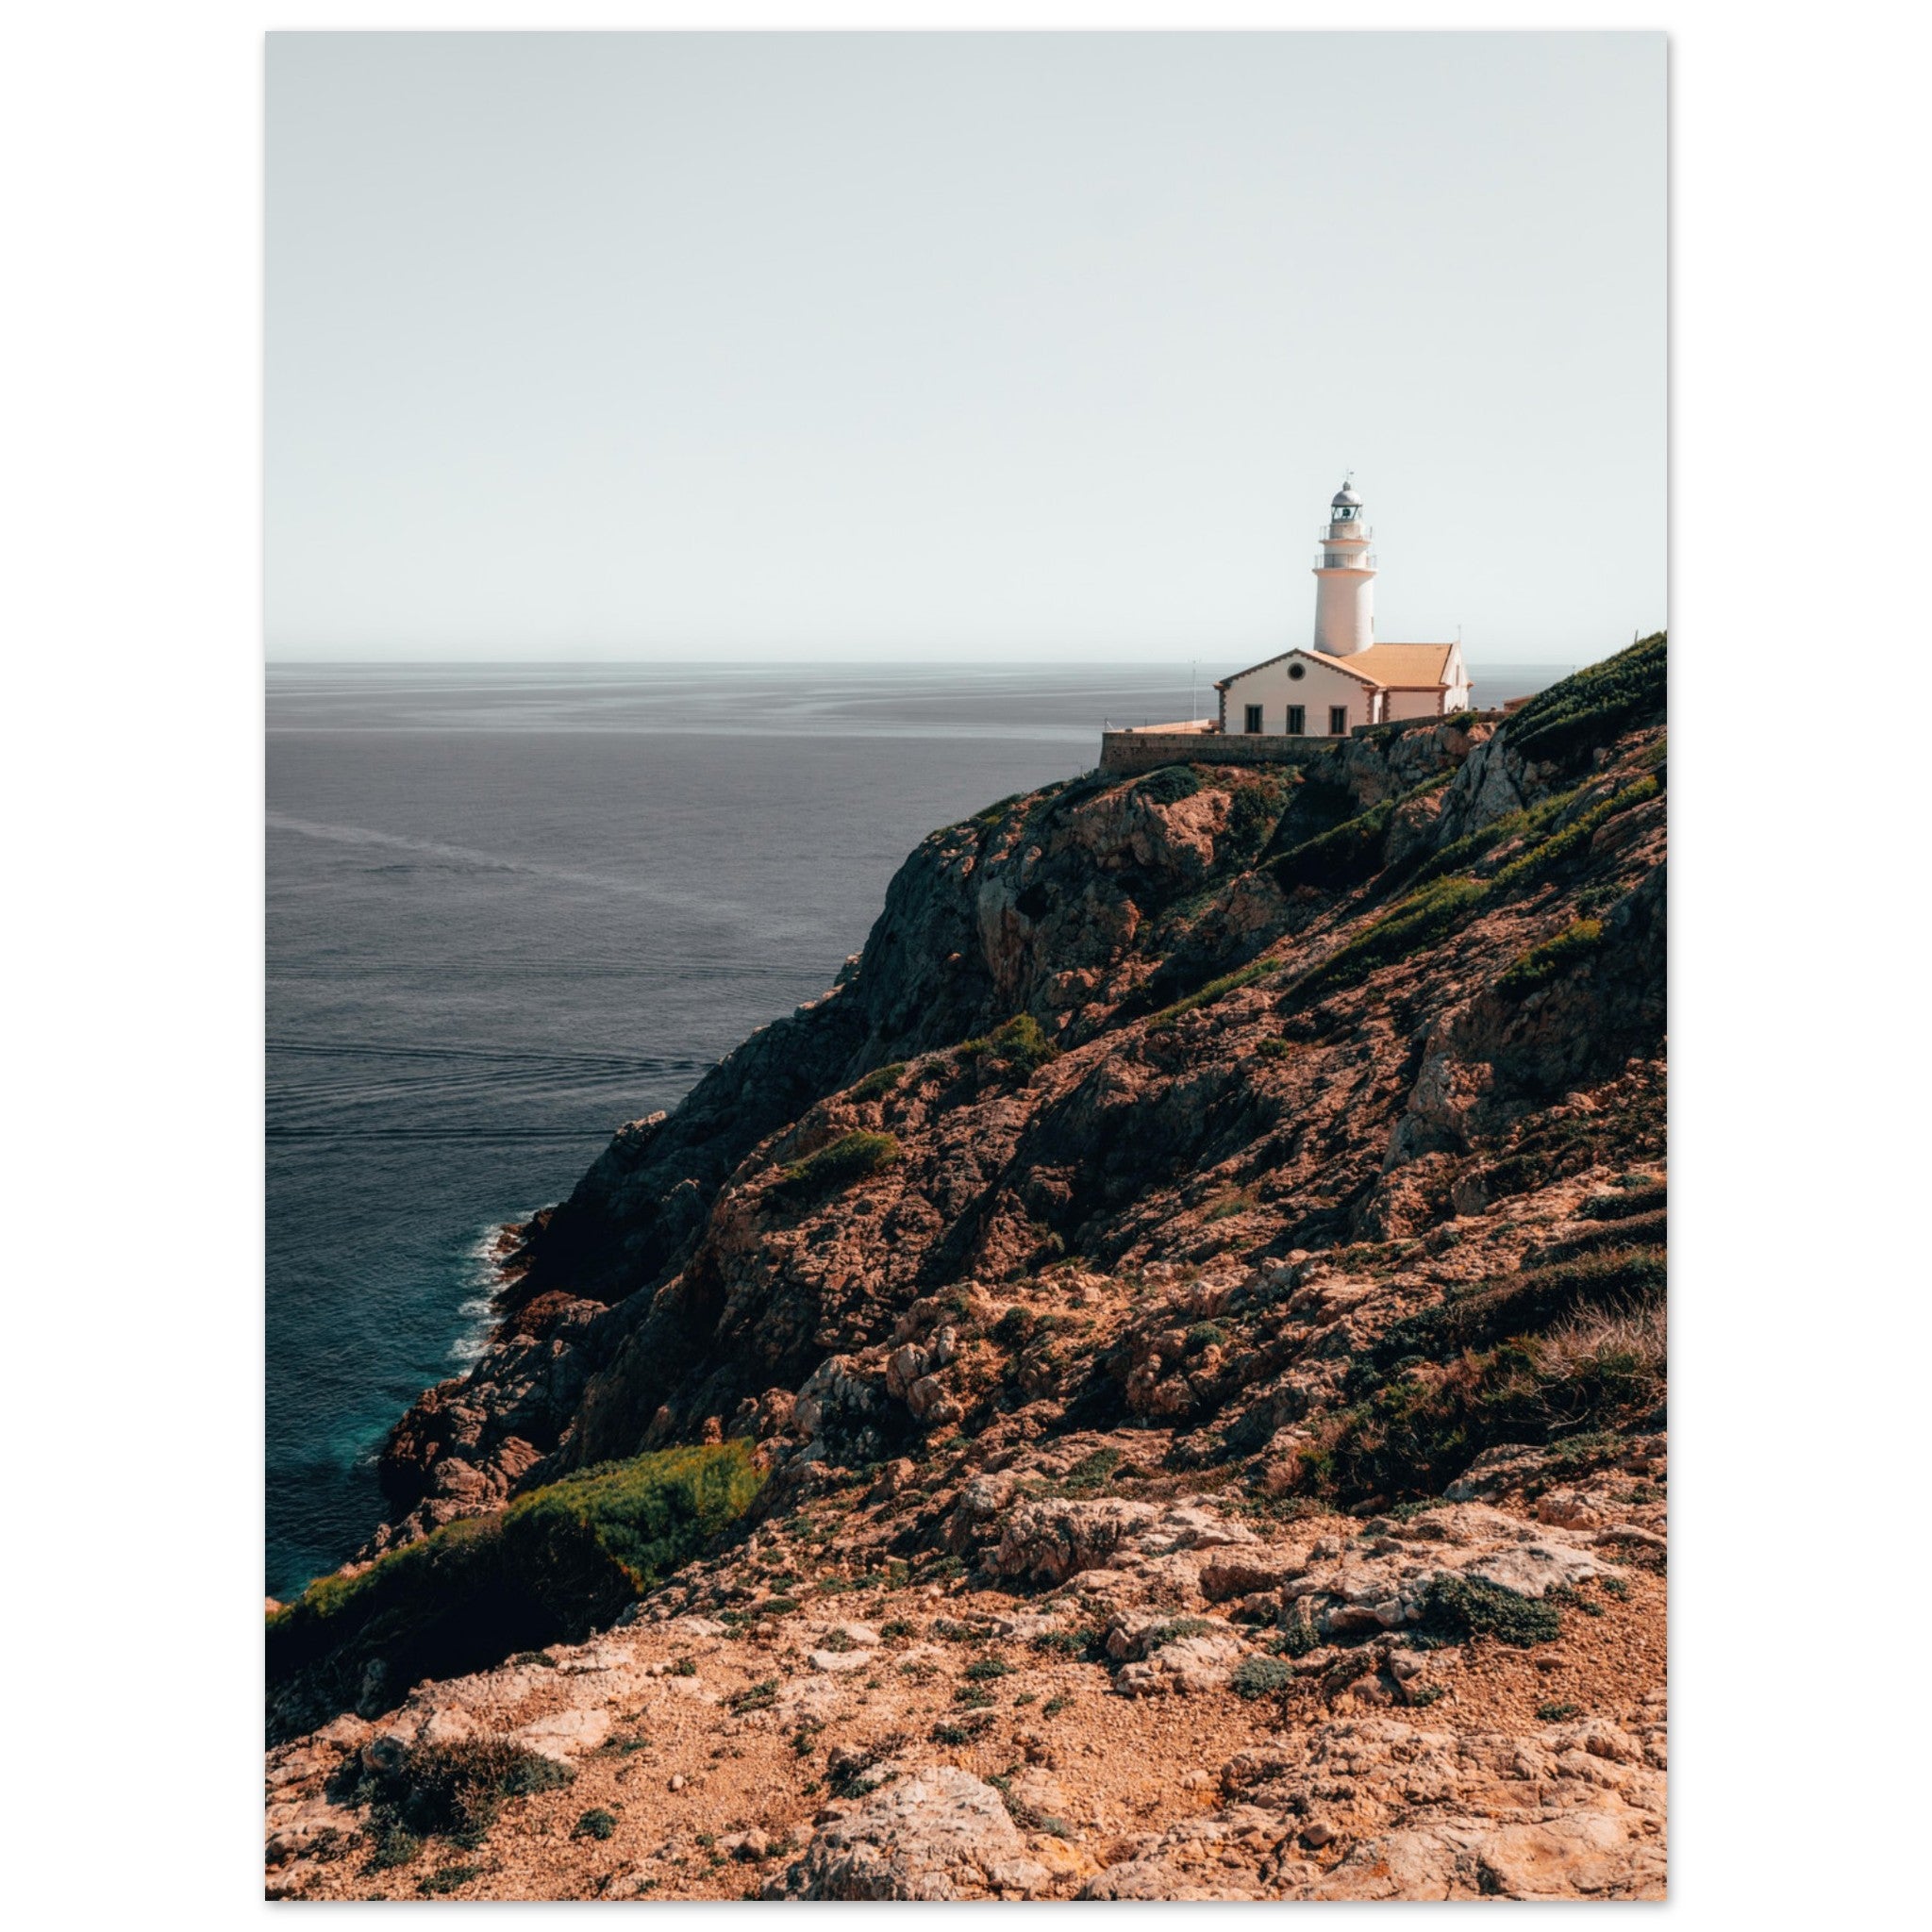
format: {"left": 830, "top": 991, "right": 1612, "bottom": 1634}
{"left": 989, "top": 1498, "right": 1159, "bottom": 1586}
{"left": 771, "top": 1766, "right": 1053, "bottom": 1900}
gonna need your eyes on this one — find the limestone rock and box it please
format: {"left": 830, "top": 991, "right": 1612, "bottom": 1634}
{"left": 772, "top": 1766, "right": 1053, "bottom": 1900}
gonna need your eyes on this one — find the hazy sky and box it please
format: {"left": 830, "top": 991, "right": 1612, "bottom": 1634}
{"left": 266, "top": 32, "right": 1664, "bottom": 664}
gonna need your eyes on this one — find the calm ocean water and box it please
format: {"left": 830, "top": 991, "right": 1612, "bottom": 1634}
{"left": 265, "top": 659, "right": 1571, "bottom": 1597}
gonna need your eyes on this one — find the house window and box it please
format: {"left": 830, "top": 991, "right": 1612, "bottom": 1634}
{"left": 1286, "top": 704, "right": 1306, "bottom": 735}
{"left": 1243, "top": 705, "right": 1263, "bottom": 735}
{"left": 1328, "top": 706, "right": 1348, "bottom": 736}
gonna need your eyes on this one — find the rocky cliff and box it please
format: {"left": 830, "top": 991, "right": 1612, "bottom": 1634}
{"left": 268, "top": 636, "right": 1668, "bottom": 1902}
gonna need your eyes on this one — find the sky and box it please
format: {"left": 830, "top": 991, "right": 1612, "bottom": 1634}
{"left": 266, "top": 31, "right": 1665, "bottom": 665}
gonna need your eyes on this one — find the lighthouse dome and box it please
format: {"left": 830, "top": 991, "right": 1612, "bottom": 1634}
{"left": 1331, "top": 481, "right": 1362, "bottom": 508}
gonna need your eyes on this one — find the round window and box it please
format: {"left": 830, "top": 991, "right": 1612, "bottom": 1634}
{"left": 1288, "top": 662, "right": 1307, "bottom": 681}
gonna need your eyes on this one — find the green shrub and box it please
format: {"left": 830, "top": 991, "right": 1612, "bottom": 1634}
{"left": 993, "top": 1305, "right": 1038, "bottom": 1348}
{"left": 1421, "top": 1575, "right": 1561, "bottom": 1647}
{"left": 333, "top": 1737, "right": 575, "bottom": 1861}
{"left": 848, "top": 1062, "right": 906, "bottom": 1104}
{"left": 1405, "top": 776, "right": 1590, "bottom": 890}
{"left": 1502, "top": 634, "right": 1667, "bottom": 769}
{"left": 1536, "top": 1700, "right": 1581, "bottom": 1723}
{"left": 416, "top": 1865, "right": 482, "bottom": 1895}
{"left": 1230, "top": 1656, "right": 1293, "bottom": 1700}
{"left": 1133, "top": 765, "right": 1202, "bottom": 807}
{"left": 268, "top": 1443, "right": 763, "bottom": 1729}
{"left": 772, "top": 1130, "right": 902, "bottom": 1204}
{"left": 1287, "top": 876, "right": 1486, "bottom": 1004}
{"left": 1488, "top": 777, "right": 1658, "bottom": 894}
{"left": 1145, "top": 1617, "right": 1213, "bottom": 1649}
{"left": 575, "top": 1808, "right": 619, "bottom": 1841}
{"left": 1497, "top": 919, "right": 1606, "bottom": 998}
{"left": 959, "top": 1013, "right": 1059, "bottom": 1077}
{"left": 1057, "top": 1448, "right": 1123, "bottom": 1494}
{"left": 1184, "top": 1322, "right": 1227, "bottom": 1355}
{"left": 964, "top": 1655, "right": 1015, "bottom": 1681}
{"left": 1033, "top": 1627, "right": 1101, "bottom": 1659}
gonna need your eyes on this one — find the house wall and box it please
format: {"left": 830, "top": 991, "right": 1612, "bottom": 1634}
{"left": 1384, "top": 687, "right": 1446, "bottom": 723}
{"left": 1443, "top": 641, "right": 1473, "bottom": 711}
{"left": 1221, "top": 656, "right": 1376, "bottom": 738}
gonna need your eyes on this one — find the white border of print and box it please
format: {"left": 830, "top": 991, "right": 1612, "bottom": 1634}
{"left": 3, "top": 3, "right": 1924, "bottom": 1924}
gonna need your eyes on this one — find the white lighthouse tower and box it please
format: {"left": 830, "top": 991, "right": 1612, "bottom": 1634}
{"left": 1312, "top": 478, "right": 1375, "bottom": 656}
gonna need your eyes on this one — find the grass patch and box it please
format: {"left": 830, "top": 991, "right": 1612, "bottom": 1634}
{"left": 1502, "top": 634, "right": 1667, "bottom": 770}
{"left": 1497, "top": 919, "right": 1606, "bottom": 997}
{"left": 1147, "top": 958, "right": 1277, "bottom": 1030}
{"left": 268, "top": 1443, "right": 762, "bottom": 1734}
{"left": 1488, "top": 777, "right": 1658, "bottom": 894}
{"left": 771, "top": 1130, "right": 901, "bottom": 1205}
{"left": 1370, "top": 1248, "right": 1666, "bottom": 1373}
{"left": 847, "top": 1062, "right": 906, "bottom": 1104}
{"left": 958, "top": 1013, "right": 1059, "bottom": 1077}
{"left": 1287, "top": 876, "right": 1486, "bottom": 1005}
{"left": 1300, "top": 1256, "right": 1666, "bottom": 1509}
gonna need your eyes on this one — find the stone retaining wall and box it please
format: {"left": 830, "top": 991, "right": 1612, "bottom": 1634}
{"left": 1097, "top": 712, "right": 1502, "bottom": 777}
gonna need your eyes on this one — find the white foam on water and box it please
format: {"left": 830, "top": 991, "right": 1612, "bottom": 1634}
{"left": 449, "top": 1217, "right": 535, "bottom": 1364}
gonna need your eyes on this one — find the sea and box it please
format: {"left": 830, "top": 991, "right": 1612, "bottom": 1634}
{"left": 265, "top": 659, "right": 1572, "bottom": 1598}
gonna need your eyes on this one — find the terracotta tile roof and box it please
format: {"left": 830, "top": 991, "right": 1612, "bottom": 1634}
{"left": 1217, "top": 642, "right": 1458, "bottom": 691}
{"left": 1348, "top": 642, "right": 1457, "bottom": 688}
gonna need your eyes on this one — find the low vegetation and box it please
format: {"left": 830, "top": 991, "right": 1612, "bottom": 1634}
{"left": 1147, "top": 958, "right": 1278, "bottom": 1030}
{"left": 268, "top": 1443, "right": 764, "bottom": 1736}
{"left": 1420, "top": 1575, "right": 1562, "bottom": 1648}
{"left": 846, "top": 1062, "right": 906, "bottom": 1104}
{"left": 1501, "top": 631, "right": 1667, "bottom": 770}
{"left": 959, "top": 1012, "right": 1060, "bottom": 1077}
{"left": 327, "top": 1736, "right": 575, "bottom": 1868}
{"left": 1287, "top": 877, "right": 1486, "bottom": 1005}
{"left": 1498, "top": 918, "right": 1607, "bottom": 997}
{"left": 772, "top": 1130, "right": 902, "bottom": 1204}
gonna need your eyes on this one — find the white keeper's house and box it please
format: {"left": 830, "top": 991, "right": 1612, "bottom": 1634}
{"left": 1216, "top": 479, "right": 1472, "bottom": 736}
{"left": 1098, "top": 479, "right": 1475, "bottom": 774}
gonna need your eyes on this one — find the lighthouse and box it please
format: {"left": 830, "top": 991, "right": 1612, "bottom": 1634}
{"left": 1312, "top": 478, "right": 1375, "bottom": 656}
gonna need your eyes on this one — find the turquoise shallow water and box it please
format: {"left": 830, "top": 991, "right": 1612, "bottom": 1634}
{"left": 264, "top": 659, "right": 1570, "bottom": 1598}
